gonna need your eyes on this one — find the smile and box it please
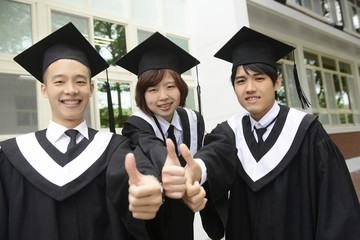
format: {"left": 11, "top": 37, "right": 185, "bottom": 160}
{"left": 246, "top": 96, "right": 260, "bottom": 101}
{"left": 62, "top": 100, "right": 81, "bottom": 105}
{"left": 158, "top": 103, "right": 172, "bottom": 111}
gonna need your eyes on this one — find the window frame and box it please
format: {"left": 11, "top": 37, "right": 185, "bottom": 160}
{"left": 287, "top": 0, "right": 343, "bottom": 26}
{"left": 303, "top": 49, "right": 360, "bottom": 127}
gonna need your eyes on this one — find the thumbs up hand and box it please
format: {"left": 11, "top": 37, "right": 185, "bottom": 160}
{"left": 161, "top": 139, "right": 186, "bottom": 199}
{"left": 183, "top": 181, "right": 207, "bottom": 212}
{"left": 125, "top": 153, "right": 163, "bottom": 220}
{"left": 180, "top": 144, "right": 207, "bottom": 212}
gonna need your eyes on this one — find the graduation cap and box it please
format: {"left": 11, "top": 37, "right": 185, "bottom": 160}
{"left": 116, "top": 31, "right": 203, "bottom": 113}
{"left": 14, "top": 22, "right": 109, "bottom": 82}
{"left": 14, "top": 22, "right": 116, "bottom": 133}
{"left": 214, "top": 26, "right": 310, "bottom": 109}
{"left": 115, "top": 32, "right": 199, "bottom": 76}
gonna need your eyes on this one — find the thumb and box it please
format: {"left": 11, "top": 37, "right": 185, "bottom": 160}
{"left": 125, "top": 153, "right": 142, "bottom": 185}
{"left": 164, "top": 139, "right": 181, "bottom": 167}
{"left": 181, "top": 144, "right": 201, "bottom": 184}
{"left": 179, "top": 143, "right": 195, "bottom": 167}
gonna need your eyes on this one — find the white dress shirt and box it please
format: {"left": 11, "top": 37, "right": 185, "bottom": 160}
{"left": 250, "top": 102, "right": 280, "bottom": 142}
{"left": 46, "top": 120, "right": 89, "bottom": 153}
{"left": 155, "top": 111, "right": 183, "bottom": 153}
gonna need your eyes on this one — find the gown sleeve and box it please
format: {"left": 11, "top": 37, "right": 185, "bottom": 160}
{"left": 195, "top": 122, "right": 239, "bottom": 239}
{"left": 122, "top": 117, "right": 167, "bottom": 176}
{"left": 0, "top": 149, "right": 9, "bottom": 239}
{"left": 310, "top": 121, "right": 360, "bottom": 239}
{"left": 106, "top": 135, "right": 159, "bottom": 240}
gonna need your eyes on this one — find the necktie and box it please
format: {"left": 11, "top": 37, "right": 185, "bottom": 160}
{"left": 65, "top": 129, "right": 79, "bottom": 151}
{"left": 254, "top": 127, "right": 267, "bottom": 147}
{"left": 254, "top": 116, "right": 278, "bottom": 148}
{"left": 167, "top": 125, "right": 179, "bottom": 156}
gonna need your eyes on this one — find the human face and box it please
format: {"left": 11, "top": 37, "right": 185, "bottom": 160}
{"left": 234, "top": 65, "right": 281, "bottom": 121}
{"left": 41, "top": 59, "right": 93, "bottom": 129}
{"left": 144, "top": 72, "right": 181, "bottom": 122}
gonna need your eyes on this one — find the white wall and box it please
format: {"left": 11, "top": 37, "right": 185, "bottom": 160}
{"left": 188, "top": 0, "right": 249, "bottom": 133}
{"left": 188, "top": 1, "right": 250, "bottom": 239}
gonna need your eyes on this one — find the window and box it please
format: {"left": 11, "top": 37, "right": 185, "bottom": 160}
{"left": 166, "top": 35, "right": 192, "bottom": 76}
{"left": 51, "top": 11, "right": 89, "bottom": 36}
{"left": 277, "top": 53, "right": 302, "bottom": 109}
{"left": 304, "top": 50, "right": 360, "bottom": 126}
{"left": 0, "top": 73, "right": 38, "bottom": 134}
{"left": 292, "top": 0, "right": 343, "bottom": 27}
{"left": 185, "top": 88, "right": 197, "bottom": 111}
{"left": 137, "top": 29, "right": 153, "bottom": 43}
{"left": 97, "top": 81, "right": 132, "bottom": 128}
{"left": 0, "top": 0, "right": 32, "bottom": 54}
{"left": 94, "top": 20, "right": 127, "bottom": 65}
{"left": 346, "top": 0, "right": 360, "bottom": 34}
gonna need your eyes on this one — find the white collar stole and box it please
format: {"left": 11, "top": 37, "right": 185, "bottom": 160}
{"left": 16, "top": 131, "right": 113, "bottom": 187}
{"left": 132, "top": 108, "right": 199, "bottom": 156}
{"left": 228, "top": 108, "right": 307, "bottom": 182}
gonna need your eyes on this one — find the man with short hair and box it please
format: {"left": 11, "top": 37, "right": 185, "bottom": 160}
{"left": 0, "top": 22, "right": 162, "bottom": 240}
{"left": 188, "top": 26, "right": 360, "bottom": 240}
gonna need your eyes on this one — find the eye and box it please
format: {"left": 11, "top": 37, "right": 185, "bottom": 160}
{"left": 235, "top": 78, "right": 245, "bottom": 85}
{"left": 76, "top": 80, "right": 87, "bottom": 85}
{"left": 254, "top": 74, "right": 266, "bottom": 81}
{"left": 147, "top": 88, "right": 157, "bottom": 93}
{"left": 54, "top": 80, "right": 64, "bottom": 84}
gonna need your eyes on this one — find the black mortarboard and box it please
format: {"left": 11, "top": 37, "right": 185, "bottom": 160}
{"left": 115, "top": 32, "right": 200, "bottom": 76}
{"left": 214, "top": 26, "right": 310, "bottom": 109}
{"left": 14, "top": 22, "right": 109, "bottom": 82}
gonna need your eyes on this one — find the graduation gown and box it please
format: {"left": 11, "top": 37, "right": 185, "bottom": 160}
{"left": 0, "top": 128, "right": 157, "bottom": 240}
{"left": 122, "top": 107, "right": 205, "bottom": 240}
{"left": 197, "top": 105, "right": 360, "bottom": 240}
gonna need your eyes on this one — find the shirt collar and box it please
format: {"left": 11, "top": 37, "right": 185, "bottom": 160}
{"left": 47, "top": 120, "right": 89, "bottom": 143}
{"left": 249, "top": 101, "right": 280, "bottom": 131}
{"left": 155, "top": 110, "right": 182, "bottom": 134}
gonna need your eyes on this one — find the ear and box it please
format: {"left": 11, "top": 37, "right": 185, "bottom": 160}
{"left": 41, "top": 83, "right": 48, "bottom": 98}
{"left": 89, "top": 82, "right": 94, "bottom": 97}
{"left": 274, "top": 76, "right": 282, "bottom": 91}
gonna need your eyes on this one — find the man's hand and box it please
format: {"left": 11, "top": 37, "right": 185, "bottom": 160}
{"left": 161, "top": 139, "right": 186, "bottom": 199}
{"left": 125, "top": 153, "right": 162, "bottom": 220}
{"left": 183, "top": 181, "right": 207, "bottom": 212}
{"left": 180, "top": 144, "right": 207, "bottom": 212}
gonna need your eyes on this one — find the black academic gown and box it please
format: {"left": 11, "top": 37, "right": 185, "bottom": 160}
{"left": 197, "top": 105, "right": 360, "bottom": 240}
{"left": 0, "top": 128, "right": 157, "bottom": 240}
{"left": 122, "top": 107, "right": 205, "bottom": 240}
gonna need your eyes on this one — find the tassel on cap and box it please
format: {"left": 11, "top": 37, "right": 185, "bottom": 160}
{"left": 105, "top": 69, "right": 116, "bottom": 133}
{"left": 293, "top": 53, "right": 310, "bottom": 109}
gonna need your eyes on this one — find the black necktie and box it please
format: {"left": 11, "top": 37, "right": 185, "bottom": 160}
{"left": 167, "top": 125, "right": 179, "bottom": 156}
{"left": 254, "top": 127, "right": 267, "bottom": 147}
{"left": 65, "top": 129, "right": 79, "bottom": 151}
{"left": 254, "top": 116, "right": 278, "bottom": 147}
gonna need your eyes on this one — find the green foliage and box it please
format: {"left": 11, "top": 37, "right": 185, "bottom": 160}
{"left": 94, "top": 20, "right": 127, "bottom": 66}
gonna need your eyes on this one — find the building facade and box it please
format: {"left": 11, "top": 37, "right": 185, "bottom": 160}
{"left": 188, "top": 0, "right": 360, "bottom": 169}
{"left": 0, "top": 0, "right": 200, "bottom": 137}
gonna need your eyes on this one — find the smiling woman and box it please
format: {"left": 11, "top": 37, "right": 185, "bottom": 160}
{"left": 116, "top": 31, "right": 205, "bottom": 240}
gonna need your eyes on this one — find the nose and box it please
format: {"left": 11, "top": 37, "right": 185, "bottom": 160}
{"left": 245, "top": 80, "right": 256, "bottom": 93}
{"left": 158, "top": 87, "right": 169, "bottom": 100}
{"left": 64, "top": 82, "right": 79, "bottom": 95}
